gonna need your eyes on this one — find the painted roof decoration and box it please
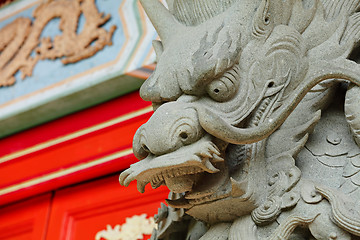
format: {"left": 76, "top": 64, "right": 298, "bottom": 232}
{"left": 0, "top": 0, "right": 158, "bottom": 138}
{"left": 0, "top": 0, "right": 117, "bottom": 87}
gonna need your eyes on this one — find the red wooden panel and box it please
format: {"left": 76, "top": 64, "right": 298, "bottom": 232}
{"left": 0, "top": 194, "right": 51, "bottom": 240}
{"left": 0, "top": 113, "right": 151, "bottom": 189}
{"left": 0, "top": 90, "right": 154, "bottom": 207}
{"left": 0, "top": 153, "right": 138, "bottom": 207}
{"left": 0, "top": 91, "right": 150, "bottom": 157}
{"left": 46, "top": 174, "right": 169, "bottom": 240}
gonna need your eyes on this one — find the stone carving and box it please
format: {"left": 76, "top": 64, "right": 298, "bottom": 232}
{"left": 120, "top": 0, "right": 360, "bottom": 239}
{"left": 95, "top": 214, "right": 156, "bottom": 240}
{"left": 0, "top": 0, "right": 116, "bottom": 87}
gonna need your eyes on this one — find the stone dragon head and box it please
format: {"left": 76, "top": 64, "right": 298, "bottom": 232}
{"left": 120, "top": 0, "right": 360, "bottom": 238}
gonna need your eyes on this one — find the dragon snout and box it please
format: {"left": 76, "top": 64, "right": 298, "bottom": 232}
{"left": 132, "top": 102, "right": 205, "bottom": 159}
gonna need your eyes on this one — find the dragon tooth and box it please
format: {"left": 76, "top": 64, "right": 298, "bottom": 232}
{"left": 180, "top": 169, "right": 187, "bottom": 176}
{"left": 137, "top": 181, "right": 147, "bottom": 193}
{"left": 151, "top": 180, "right": 163, "bottom": 189}
{"left": 212, "top": 154, "right": 225, "bottom": 163}
{"left": 202, "top": 158, "right": 220, "bottom": 173}
{"left": 200, "top": 151, "right": 213, "bottom": 158}
{"left": 168, "top": 170, "right": 175, "bottom": 178}
{"left": 158, "top": 173, "right": 164, "bottom": 182}
{"left": 165, "top": 170, "right": 171, "bottom": 178}
{"left": 209, "top": 144, "right": 221, "bottom": 156}
{"left": 153, "top": 175, "right": 159, "bottom": 182}
{"left": 191, "top": 154, "right": 202, "bottom": 163}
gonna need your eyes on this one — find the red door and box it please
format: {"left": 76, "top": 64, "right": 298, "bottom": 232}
{"left": 46, "top": 174, "right": 169, "bottom": 240}
{"left": 0, "top": 194, "right": 51, "bottom": 240}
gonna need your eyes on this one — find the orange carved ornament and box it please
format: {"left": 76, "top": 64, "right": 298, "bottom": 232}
{"left": 0, "top": 0, "right": 116, "bottom": 87}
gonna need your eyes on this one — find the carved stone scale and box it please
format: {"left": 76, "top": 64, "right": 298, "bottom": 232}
{"left": 120, "top": 0, "right": 360, "bottom": 239}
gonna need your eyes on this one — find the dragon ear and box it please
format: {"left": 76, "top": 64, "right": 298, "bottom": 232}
{"left": 140, "top": 0, "right": 182, "bottom": 44}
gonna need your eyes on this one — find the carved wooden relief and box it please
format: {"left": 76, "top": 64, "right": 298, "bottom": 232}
{"left": 0, "top": 0, "right": 116, "bottom": 87}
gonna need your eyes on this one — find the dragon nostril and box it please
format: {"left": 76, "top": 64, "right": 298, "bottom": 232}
{"left": 142, "top": 144, "right": 150, "bottom": 153}
{"left": 180, "top": 132, "right": 188, "bottom": 140}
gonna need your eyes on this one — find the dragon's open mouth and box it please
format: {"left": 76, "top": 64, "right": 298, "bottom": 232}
{"left": 147, "top": 165, "right": 205, "bottom": 191}
{"left": 119, "top": 93, "right": 278, "bottom": 209}
{"left": 119, "top": 135, "right": 225, "bottom": 196}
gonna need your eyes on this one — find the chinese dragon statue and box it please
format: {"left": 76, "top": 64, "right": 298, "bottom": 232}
{"left": 120, "top": 0, "right": 360, "bottom": 239}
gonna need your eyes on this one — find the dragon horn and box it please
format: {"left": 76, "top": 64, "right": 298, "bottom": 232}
{"left": 140, "top": 0, "right": 181, "bottom": 44}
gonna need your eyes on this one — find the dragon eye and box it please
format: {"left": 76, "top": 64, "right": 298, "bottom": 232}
{"left": 206, "top": 66, "right": 240, "bottom": 102}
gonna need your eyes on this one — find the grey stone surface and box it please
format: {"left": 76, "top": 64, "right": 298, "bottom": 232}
{"left": 120, "top": 0, "right": 360, "bottom": 239}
